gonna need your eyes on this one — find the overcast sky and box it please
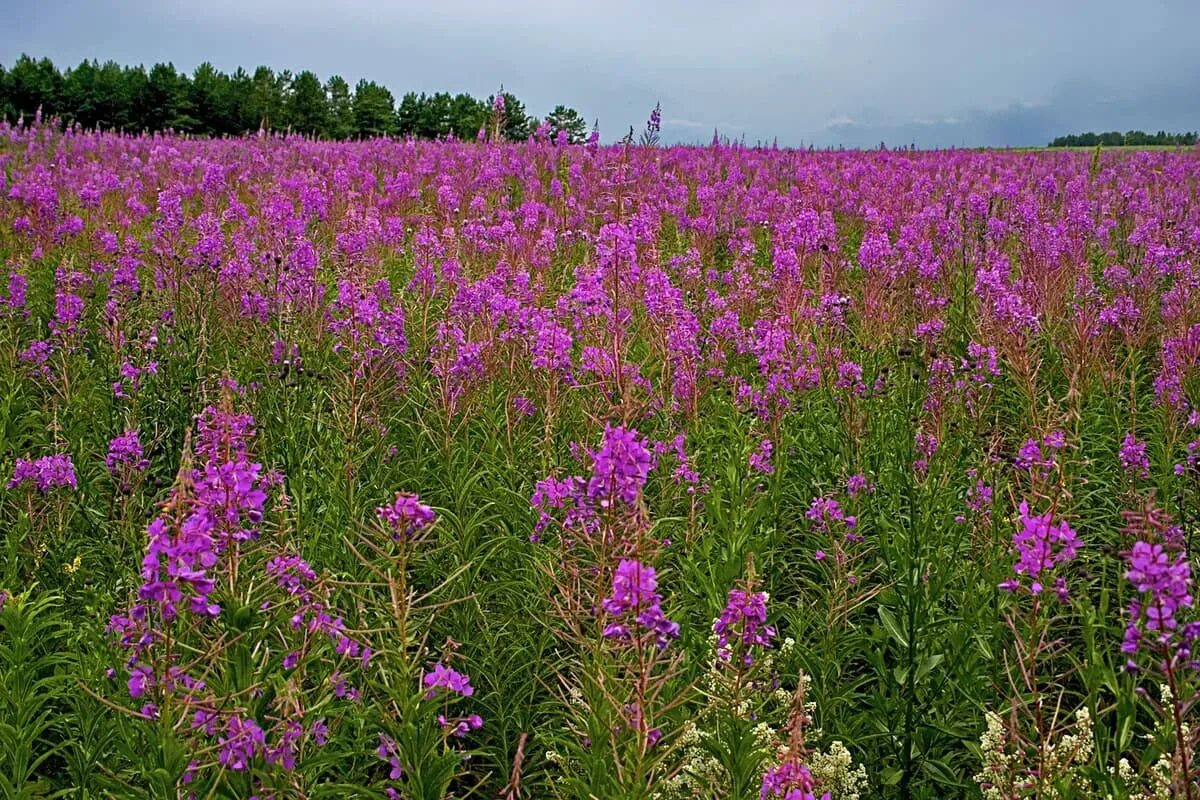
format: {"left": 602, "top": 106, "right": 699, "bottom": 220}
{"left": 3, "top": 0, "right": 1197, "bottom": 147}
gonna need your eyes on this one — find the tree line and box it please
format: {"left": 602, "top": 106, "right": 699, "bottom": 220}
{"left": 1048, "top": 130, "right": 1198, "bottom": 147}
{"left": 0, "top": 54, "right": 592, "bottom": 142}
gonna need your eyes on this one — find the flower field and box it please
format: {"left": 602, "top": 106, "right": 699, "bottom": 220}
{"left": 1, "top": 121, "right": 1200, "bottom": 799}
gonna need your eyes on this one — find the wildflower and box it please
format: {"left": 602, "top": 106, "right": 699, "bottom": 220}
{"left": 1119, "top": 433, "right": 1150, "bottom": 479}
{"left": 805, "top": 497, "right": 848, "bottom": 533}
{"left": 106, "top": 430, "right": 150, "bottom": 475}
{"left": 713, "top": 588, "right": 775, "bottom": 664}
{"left": 376, "top": 492, "right": 436, "bottom": 539}
{"left": 587, "top": 424, "right": 655, "bottom": 508}
{"left": 760, "top": 762, "right": 829, "bottom": 800}
{"left": 999, "top": 502, "right": 1079, "bottom": 597}
{"left": 423, "top": 664, "right": 475, "bottom": 698}
{"left": 602, "top": 559, "right": 680, "bottom": 650}
{"left": 377, "top": 733, "right": 404, "bottom": 779}
{"left": 8, "top": 453, "right": 77, "bottom": 492}
{"left": 513, "top": 396, "right": 537, "bottom": 416}
{"left": 217, "top": 715, "right": 266, "bottom": 771}
{"left": 1122, "top": 541, "right": 1193, "bottom": 658}
{"left": 750, "top": 438, "right": 775, "bottom": 475}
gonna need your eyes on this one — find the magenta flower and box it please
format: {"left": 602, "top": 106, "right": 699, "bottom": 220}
{"left": 587, "top": 424, "right": 655, "bottom": 508}
{"left": 713, "top": 588, "right": 775, "bottom": 664}
{"left": 217, "top": 715, "right": 266, "bottom": 771}
{"left": 760, "top": 762, "right": 829, "bottom": 800}
{"left": 1122, "top": 541, "right": 1194, "bottom": 660}
{"left": 376, "top": 492, "right": 436, "bottom": 539}
{"left": 749, "top": 438, "right": 775, "bottom": 475}
{"left": 377, "top": 733, "right": 404, "bottom": 779}
{"left": 423, "top": 663, "right": 474, "bottom": 698}
{"left": 601, "top": 559, "right": 679, "bottom": 650}
{"left": 1119, "top": 433, "right": 1150, "bottom": 479}
{"left": 106, "top": 430, "right": 150, "bottom": 476}
{"left": 1000, "top": 502, "right": 1079, "bottom": 597}
{"left": 8, "top": 453, "right": 77, "bottom": 492}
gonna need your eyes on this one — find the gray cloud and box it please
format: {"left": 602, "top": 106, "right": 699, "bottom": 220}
{"left": 1, "top": 0, "right": 1196, "bottom": 146}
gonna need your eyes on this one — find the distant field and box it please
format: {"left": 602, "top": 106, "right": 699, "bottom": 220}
{"left": 2, "top": 124, "right": 1199, "bottom": 799}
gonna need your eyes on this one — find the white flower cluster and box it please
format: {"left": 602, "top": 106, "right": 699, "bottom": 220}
{"left": 975, "top": 711, "right": 1016, "bottom": 800}
{"left": 1109, "top": 686, "right": 1191, "bottom": 800}
{"left": 657, "top": 642, "right": 868, "bottom": 800}
{"left": 654, "top": 720, "right": 726, "bottom": 799}
{"left": 974, "top": 706, "right": 1094, "bottom": 800}
{"left": 809, "top": 740, "right": 869, "bottom": 800}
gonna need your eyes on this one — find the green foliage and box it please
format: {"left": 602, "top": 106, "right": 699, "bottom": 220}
{"left": 0, "top": 591, "right": 71, "bottom": 799}
{"left": 1049, "top": 130, "right": 1199, "bottom": 147}
{"left": 545, "top": 105, "right": 588, "bottom": 144}
{"left": 289, "top": 70, "right": 329, "bottom": 136}
{"left": 0, "top": 54, "right": 582, "bottom": 142}
{"left": 352, "top": 79, "right": 395, "bottom": 138}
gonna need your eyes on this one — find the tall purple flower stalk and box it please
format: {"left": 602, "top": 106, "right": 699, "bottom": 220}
{"left": 999, "top": 502, "right": 1080, "bottom": 599}
{"left": 601, "top": 559, "right": 679, "bottom": 650}
{"left": 713, "top": 588, "right": 774, "bottom": 665}
{"left": 1122, "top": 541, "right": 1196, "bottom": 665}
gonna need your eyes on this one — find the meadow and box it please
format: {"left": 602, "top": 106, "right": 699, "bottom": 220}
{"left": 1, "top": 120, "right": 1199, "bottom": 799}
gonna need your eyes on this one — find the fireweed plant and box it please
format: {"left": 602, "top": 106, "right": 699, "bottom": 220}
{"left": 1, "top": 117, "right": 1200, "bottom": 797}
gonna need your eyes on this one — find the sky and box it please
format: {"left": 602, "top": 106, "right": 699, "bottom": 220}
{"left": 2, "top": 0, "right": 1198, "bottom": 148}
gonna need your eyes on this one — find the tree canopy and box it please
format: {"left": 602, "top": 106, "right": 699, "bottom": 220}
{"left": 1049, "top": 130, "right": 1198, "bottom": 147}
{"left": 0, "top": 53, "right": 589, "bottom": 143}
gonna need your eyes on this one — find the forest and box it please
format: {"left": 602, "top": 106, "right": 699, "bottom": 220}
{"left": 1049, "top": 130, "right": 1198, "bottom": 147}
{"left": 0, "top": 53, "right": 592, "bottom": 142}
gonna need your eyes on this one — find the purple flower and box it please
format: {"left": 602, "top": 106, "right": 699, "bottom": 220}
{"left": 1123, "top": 541, "right": 1193, "bottom": 659}
{"left": 217, "top": 715, "right": 266, "bottom": 771}
{"left": 8, "top": 453, "right": 77, "bottom": 493}
{"left": 601, "top": 559, "right": 679, "bottom": 650}
{"left": 1119, "top": 433, "right": 1150, "bottom": 479}
{"left": 377, "top": 733, "right": 404, "bottom": 779}
{"left": 749, "top": 438, "right": 775, "bottom": 475}
{"left": 106, "top": 430, "right": 150, "bottom": 476}
{"left": 805, "top": 496, "right": 846, "bottom": 533}
{"left": 587, "top": 424, "right": 655, "bottom": 508}
{"left": 1000, "top": 502, "right": 1079, "bottom": 596}
{"left": 713, "top": 588, "right": 775, "bottom": 664}
{"left": 423, "top": 663, "right": 474, "bottom": 698}
{"left": 760, "top": 762, "right": 828, "bottom": 800}
{"left": 513, "top": 396, "right": 537, "bottom": 417}
{"left": 376, "top": 492, "right": 436, "bottom": 539}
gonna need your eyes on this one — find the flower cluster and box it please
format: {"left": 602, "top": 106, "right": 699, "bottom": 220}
{"left": 105, "top": 430, "right": 149, "bottom": 476}
{"left": 760, "top": 762, "right": 830, "bottom": 800}
{"left": 805, "top": 496, "right": 857, "bottom": 536}
{"left": 421, "top": 663, "right": 483, "bottom": 738}
{"left": 1122, "top": 541, "right": 1196, "bottom": 666}
{"left": 749, "top": 438, "right": 775, "bottom": 475}
{"left": 266, "top": 553, "right": 371, "bottom": 670}
{"left": 587, "top": 424, "right": 655, "bottom": 508}
{"left": 1014, "top": 431, "right": 1066, "bottom": 480}
{"left": 530, "top": 424, "right": 659, "bottom": 543}
{"left": 326, "top": 279, "right": 408, "bottom": 377}
{"left": 8, "top": 453, "right": 77, "bottom": 492}
{"left": 1119, "top": 433, "right": 1150, "bottom": 479}
{"left": 423, "top": 663, "right": 475, "bottom": 698}
{"left": 999, "top": 502, "right": 1080, "bottom": 598}
{"left": 713, "top": 588, "right": 775, "bottom": 665}
{"left": 601, "top": 559, "right": 680, "bottom": 650}
{"left": 106, "top": 403, "right": 356, "bottom": 782}
{"left": 376, "top": 492, "right": 436, "bottom": 539}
